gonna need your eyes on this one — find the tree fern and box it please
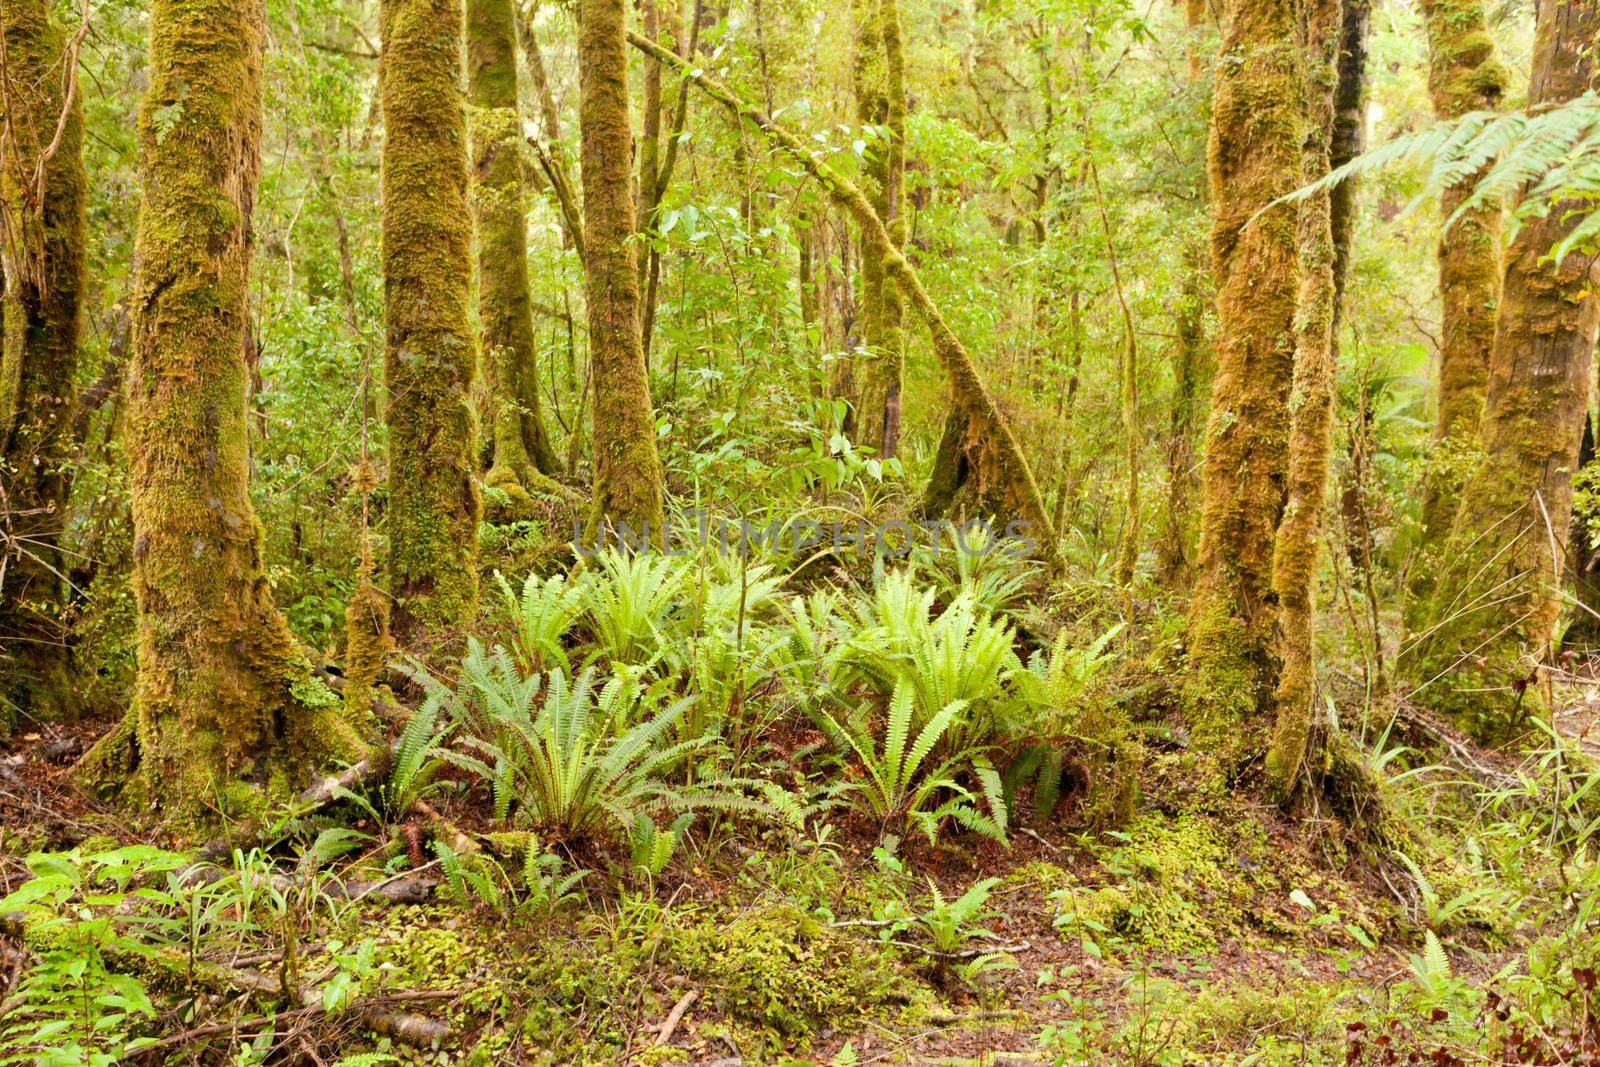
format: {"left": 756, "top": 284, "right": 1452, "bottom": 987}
{"left": 1282, "top": 94, "right": 1600, "bottom": 257}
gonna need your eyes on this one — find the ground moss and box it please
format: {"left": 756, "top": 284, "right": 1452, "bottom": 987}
{"left": 670, "top": 902, "right": 909, "bottom": 1048}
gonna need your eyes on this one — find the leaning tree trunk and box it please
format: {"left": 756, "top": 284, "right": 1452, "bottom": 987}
{"left": 849, "top": 0, "right": 907, "bottom": 460}
{"left": 579, "top": 0, "right": 665, "bottom": 539}
{"left": 0, "top": 0, "right": 86, "bottom": 719}
{"left": 468, "top": 0, "right": 560, "bottom": 505}
{"left": 628, "top": 31, "right": 1064, "bottom": 571}
{"left": 78, "top": 0, "right": 361, "bottom": 812}
{"left": 381, "top": 0, "right": 481, "bottom": 640}
{"left": 1403, "top": 0, "right": 1599, "bottom": 741}
{"left": 1265, "top": 0, "right": 1341, "bottom": 798}
{"left": 1183, "top": 0, "right": 1306, "bottom": 761}
{"left": 1412, "top": 0, "right": 1507, "bottom": 554}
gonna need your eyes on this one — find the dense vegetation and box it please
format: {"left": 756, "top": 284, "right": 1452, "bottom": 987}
{"left": 0, "top": 0, "right": 1598, "bottom": 1061}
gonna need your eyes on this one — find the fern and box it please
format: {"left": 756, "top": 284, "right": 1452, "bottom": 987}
{"left": 827, "top": 679, "right": 1008, "bottom": 845}
{"left": 1281, "top": 93, "right": 1600, "bottom": 259}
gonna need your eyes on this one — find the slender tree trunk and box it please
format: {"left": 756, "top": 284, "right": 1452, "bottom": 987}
{"left": 0, "top": 0, "right": 86, "bottom": 717}
{"left": 1184, "top": 0, "right": 1305, "bottom": 757}
{"left": 1413, "top": 0, "right": 1506, "bottom": 550}
{"left": 580, "top": 0, "right": 665, "bottom": 538}
{"left": 849, "top": 0, "right": 906, "bottom": 460}
{"left": 468, "top": 0, "right": 561, "bottom": 502}
{"left": 1404, "top": 0, "right": 1599, "bottom": 740}
{"left": 519, "top": 4, "right": 582, "bottom": 253}
{"left": 381, "top": 0, "right": 481, "bottom": 639}
{"left": 1158, "top": 0, "right": 1210, "bottom": 587}
{"left": 640, "top": 0, "right": 699, "bottom": 365}
{"left": 78, "top": 0, "right": 360, "bottom": 809}
{"left": 1266, "top": 0, "right": 1341, "bottom": 798}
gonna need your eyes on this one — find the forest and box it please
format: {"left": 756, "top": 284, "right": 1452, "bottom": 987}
{"left": 0, "top": 0, "right": 1598, "bottom": 1060}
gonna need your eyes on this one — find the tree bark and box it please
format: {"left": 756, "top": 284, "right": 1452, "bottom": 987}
{"left": 381, "top": 0, "right": 481, "bottom": 640}
{"left": 79, "top": 0, "right": 361, "bottom": 811}
{"left": 849, "top": 0, "right": 907, "bottom": 460}
{"left": 468, "top": 0, "right": 561, "bottom": 502}
{"left": 580, "top": 0, "right": 665, "bottom": 538}
{"left": 1266, "top": 0, "right": 1341, "bottom": 798}
{"left": 1404, "top": 0, "right": 1599, "bottom": 740}
{"left": 0, "top": 0, "right": 86, "bottom": 717}
{"left": 1413, "top": 0, "right": 1507, "bottom": 548}
{"left": 1183, "top": 0, "right": 1306, "bottom": 758}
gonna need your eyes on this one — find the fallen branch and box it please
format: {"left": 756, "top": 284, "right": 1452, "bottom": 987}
{"left": 655, "top": 988, "right": 698, "bottom": 1046}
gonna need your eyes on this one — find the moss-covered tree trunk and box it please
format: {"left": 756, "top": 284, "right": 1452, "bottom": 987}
{"left": 1403, "top": 0, "right": 1599, "bottom": 740}
{"left": 1265, "top": 0, "right": 1340, "bottom": 797}
{"left": 0, "top": 0, "right": 86, "bottom": 718}
{"left": 579, "top": 0, "right": 665, "bottom": 538}
{"left": 381, "top": 0, "right": 481, "bottom": 639}
{"left": 849, "top": 0, "right": 906, "bottom": 460}
{"left": 1183, "top": 0, "right": 1306, "bottom": 759}
{"left": 468, "top": 0, "right": 560, "bottom": 504}
{"left": 81, "top": 0, "right": 361, "bottom": 811}
{"left": 1158, "top": 0, "right": 1211, "bottom": 588}
{"left": 1413, "top": 0, "right": 1506, "bottom": 551}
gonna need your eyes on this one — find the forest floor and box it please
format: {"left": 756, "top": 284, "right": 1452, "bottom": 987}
{"left": 4, "top": 696, "right": 1590, "bottom": 1066}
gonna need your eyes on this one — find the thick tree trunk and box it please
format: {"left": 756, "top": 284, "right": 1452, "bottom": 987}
{"left": 1183, "top": 0, "right": 1306, "bottom": 758}
{"left": 79, "top": 0, "right": 361, "bottom": 811}
{"left": 0, "top": 0, "right": 86, "bottom": 718}
{"left": 580, "top": 0, "right": 665, "bottom": 538}
{"left": 1404, "top": 0, "right": 1599, "bottom": 740}
{"left": 468, "top": 0, "right": 560, "bottom": 502}
{"left": 1266, "top": 0, "right": 1341, "bottom": 798}
{"left": 381, "top": 0, "right": 481, "bottom": 640}
{"left": 1413, "top": 0, "right": 1507, "bottom": 549}
{"left": 849, "top": 0, "right": 906, "bottom": 460}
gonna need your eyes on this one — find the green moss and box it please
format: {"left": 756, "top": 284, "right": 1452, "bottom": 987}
{"left": 381, "top": 0, "right": 482, "bottom": 640}
{"left": 0, "top": 0, "right": 88, "bottom": 718}
{"left": 467, "top": 0, "right": 560, "bottom": 482}
{"left": 671, "top": 903, "right": 908, "bottom": 1046}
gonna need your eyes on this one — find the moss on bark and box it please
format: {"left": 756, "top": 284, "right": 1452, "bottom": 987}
{"left": 77, "top": 0, "right": 362, "bottom": 817}
{"left": 342, "top": 541, "right": 392, "bottom": 728}
{"left": 579, "top": 0, "right": 666, "bottom": 540}
{"left": 1412, "top": 0, "right": 1506, "bottom": 551}
{"left": 849, "top": 0, "right": 907, "bottom": 460}
{"left": 468, "top": 0, "right": 560, "bottom": 494}
{"left": 1184, "top": 0, "right": 1306, "bottom": 758}
{"left": 381, "top": 0, "right": 482, "bottom": 639}
{"left": 1266, "top": 0, "right": 1340, "bottom": 799}
{"left": 0, "top": 0, "right": 86, "bottom": 719}
{"left": 1403, "top": 0, "right": 1598, "bottom": 740}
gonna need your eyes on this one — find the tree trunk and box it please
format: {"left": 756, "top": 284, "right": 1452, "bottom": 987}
{"left": 1265, "top": 0, "right": 1341, "bottom": 798}
{"left": 1403, "top": 0, "right": 1599, "bottom": 740}
{"left": 0, "top": 0, "right": 86, "bottom": 718}
{"left": 1413, "top": 0, "right": 1507, "bottom": 549}
{"left": 580, "top": 0, "right": 665, "bottom": 539}
{"left": 1183, "top": 0, "right": 1306, "bottom": 758}
{"left": 381, "top": 0, "right": 481, "bottom": 641}
{"left": 468, "top": 0, "right": 560, "bottom": 504}
{"left": 79, "top": 0, "right": 361, "bottom": 811}
{"left": 849, "top": 0, "right": 906, "bottom": 460}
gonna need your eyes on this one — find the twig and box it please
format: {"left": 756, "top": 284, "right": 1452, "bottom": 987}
{"left": 655, "top": 988, "right": 698, "bottom": 1046}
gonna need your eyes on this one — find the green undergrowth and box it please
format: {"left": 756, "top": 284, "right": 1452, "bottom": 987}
{"left": 1040, "top": 809, "right": 1387, "bottom": 959}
